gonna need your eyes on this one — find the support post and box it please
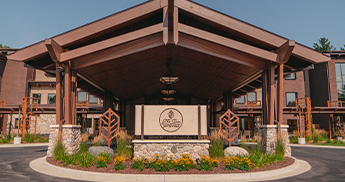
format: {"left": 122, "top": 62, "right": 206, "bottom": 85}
{"left": 64, "top": 62, "right": 72, "bottom": 124}
{"left": 141, "top": 105, "right": 144, "bottom": 140}
{"left": 262, "top": 71, "right": 268, "bottom": 125}
{"left": 268, "top": 62, "right": 275, "bottom": 125}
{"left": 198, "top": 104, "right": 201, "bottom": 140}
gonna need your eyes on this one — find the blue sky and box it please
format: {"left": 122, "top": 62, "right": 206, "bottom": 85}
{"left": 1, "top": 0, "right": 345, "bottom": 50}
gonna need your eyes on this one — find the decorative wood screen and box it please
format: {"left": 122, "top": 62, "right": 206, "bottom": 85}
{"left": 296, "top": 98, "right": 312, "bottom": 138}
{"left": 219, "top": 109, "right": 240, "bottom": 146}
{"left": 99, "top": 108, "right": 120, "bottom": 147}
{"left": 21, "top": 97, "right": 38, "bottom": 139}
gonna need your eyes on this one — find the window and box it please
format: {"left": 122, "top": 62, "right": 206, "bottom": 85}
{"left": 285, "top": 73, "right": 296, "bottom": 80}
{"left": 286, "top": 92, "right": 297, "bottom": 107}
{"left": 247, "top": 92, "right": 256, "bottom": 102}
{"left": 235, "top": 95, "right": 245, "bottom": 104}
{"left": 88, "top": 95, "right": 98, "bottom": 104}
{"left": 335, "top": 63, "right": 345, "bottom": 103}
{"left": 48, "top": 94, "right": 56, "bottom": 104}
{"left": 32, "top": 93, "right": 41, "bottom": 104}
{"left": 77, "top": 92, "right": 87, "bottom": 101}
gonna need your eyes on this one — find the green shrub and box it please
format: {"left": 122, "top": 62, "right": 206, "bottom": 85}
{"left": 240, "top": 144, "right": 250, "bottom": 152}
{"left": 53, "top": 140, "right": 66, "bottom": 161}
{"left": 249, "top": 152, "right": 285, "bottom": 168}
{"left": 113, "top": 156, "right": 126, "bottom": 170}
{"left": 23, "top": 134, "right": 35, "bottom": 143}
{"left": 289, "top": 135, "right": 298, "bottom": 144}
{"left": 62, "top": 154, "right": 76, "bottom": 165}
{"left": 78, "top": 141, "right": 89, "bottom": 153}
{"left": 275, "top": 136, "right": 285, "bottom": 156}
{"left": 198, "top": 155, "right": 219, "bottom": 171}
{"left": 131, "top": 157, "right": 145, "bottom": 171}
{"left": 312, "top": 129, "right": 328, "bottom": 143}
{"left": 116, "top": 130, "right": 132, "bottom": 159}
{"left": 208, "top": 130, "right": 224, "bottom": 159}
{"left": 76, "top": 152, "right": 94, "bottom": 167}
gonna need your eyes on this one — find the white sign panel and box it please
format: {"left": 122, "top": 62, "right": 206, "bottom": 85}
{"left": 135, "top": 105, "right": 207, "bottom": 135}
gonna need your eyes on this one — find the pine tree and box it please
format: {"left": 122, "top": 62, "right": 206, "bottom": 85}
{"left": 0, "top": 44, "right": 10, "bottom": 48}
{"left": 313, "top": 37, "right": 335, "bottom": 52}
{"left": 341, "top": 45, "right": 345, "bottom": 51}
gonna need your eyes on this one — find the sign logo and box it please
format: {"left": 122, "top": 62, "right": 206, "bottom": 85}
{"left": 159, "top": 108, "right": 183, "bottom": 132}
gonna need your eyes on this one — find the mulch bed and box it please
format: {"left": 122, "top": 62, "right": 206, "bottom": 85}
{"left": 46, "top": 157, "right": 294, "bottom": 174}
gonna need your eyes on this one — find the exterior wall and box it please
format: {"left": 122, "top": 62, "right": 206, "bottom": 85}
{"left": 30, "top": 86, "right": 56, "bottom": 104}
{"left": 283, "top": 71, "right": 306, "bottom": 125}
{"left": 0, "top": 61, "right": 28, "bottom": 104}
{"left": 35, "top": 70, "right": 55, "bottom": 82}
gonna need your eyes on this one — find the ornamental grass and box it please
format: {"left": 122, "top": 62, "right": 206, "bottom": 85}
{"left": 208, "top": 130, "right": 224, "bottom": 159}
{"left": 116, "top": 130, "right": 133, "bottom": 159}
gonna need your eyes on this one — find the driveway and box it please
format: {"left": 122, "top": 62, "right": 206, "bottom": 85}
{"left": 0, "top": 145, "right": 345, "bottom": 181}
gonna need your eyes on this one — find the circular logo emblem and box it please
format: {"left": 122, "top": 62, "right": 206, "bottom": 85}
{"left": 159, "top": 108, "right": 183, "bottom": 132}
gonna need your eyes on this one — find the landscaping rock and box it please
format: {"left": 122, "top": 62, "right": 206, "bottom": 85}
{"left": 224, "top": 147, "right": 249, "bottom": 158}
{"left": 88, "top": 146, "right": 114, "bottom": 157}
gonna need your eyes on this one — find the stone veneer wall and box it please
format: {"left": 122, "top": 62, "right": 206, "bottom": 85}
{"left": 47, "top": 125, "right": 81, "bottom": 157}
{"left": 259, "top": 125, "right": 291, "bottom": 157}
{"left": 133, "top": 140, "right": 210, "bottom": 160}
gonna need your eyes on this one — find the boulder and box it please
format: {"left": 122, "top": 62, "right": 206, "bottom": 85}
{"left": 224, "top": 147, "right": 249, "bottom": 158}
{"left": 88, "top": 146, "right": 114, "bottom": 157}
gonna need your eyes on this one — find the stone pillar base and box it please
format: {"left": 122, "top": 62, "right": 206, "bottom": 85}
{"left": 47, "top": 125, "right": 81, "bottom": 157}
{"left": 259, "top": 125, "right": 291, "bottom": 157}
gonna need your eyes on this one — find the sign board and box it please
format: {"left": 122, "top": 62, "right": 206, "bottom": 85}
{"left": 135, "top": 105, "right": 207, "bottom": 136}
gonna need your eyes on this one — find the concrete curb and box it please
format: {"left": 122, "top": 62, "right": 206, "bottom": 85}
{"left": 0, "top": 143, "right": 48, "bottom": 148}
{"left": 30, "top": 156, "right": 311, "bottom": 182}
{"left": 290, "top": 144, "right": 345, "bottom": 149}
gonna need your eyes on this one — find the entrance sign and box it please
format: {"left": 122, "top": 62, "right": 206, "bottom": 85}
{"left": 135, "top": 105, "right": 207, "bottom": 136}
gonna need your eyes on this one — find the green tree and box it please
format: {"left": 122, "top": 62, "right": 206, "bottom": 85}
{"left": 0, "top": 44, "right": 10, "bottom": 48}
{"left": 313, "top": 37, "right": 335, "bottom": 52}
{"left": 341, "top": 45, "right": 345, "bottom": 51}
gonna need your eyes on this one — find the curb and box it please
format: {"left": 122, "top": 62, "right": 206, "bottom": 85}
{"left": 30, "top": 157, "right": 311, "bottom": 182}
{"left": 0, "top": 143, "right": 48, "bottom": 148}
{"left": 290, "top": 144, "right": 345, "bottom": 149}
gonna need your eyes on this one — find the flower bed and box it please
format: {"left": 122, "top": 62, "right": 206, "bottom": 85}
{"left": 47, "top": 153, "right": 294, "bottom": 174}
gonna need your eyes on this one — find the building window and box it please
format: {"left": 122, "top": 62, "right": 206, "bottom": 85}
{"left": 88, "top": 95, "right": 98, "bottom": 104}
{"left": 335, "top": 63, "right": 345, "bottom": 102}
{"left": 286, "top": 92, "right": 297, "bottom": 107}
{"left": 77, "top": 92, "right": 87, "bottom": 101}
{"left": 48, "top": 94, "right": 56, "bottom": 104}
{"left": 285, "top": 73, "right": 296, "bottom": 80}
{"left": 32, "top": 93, "right": 41, "bottom": 104}
{"left": 247, "top": 92, "right": 256, "bottom": 102}
{"left": 235, "top": 95, "right": 245, "bottom": 104}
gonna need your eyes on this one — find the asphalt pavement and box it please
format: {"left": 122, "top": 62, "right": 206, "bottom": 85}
{"left": 0, "top": 145, "right": 345, "bottom": 182}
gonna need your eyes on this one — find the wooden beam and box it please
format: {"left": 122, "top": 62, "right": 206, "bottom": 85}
{"left": 175, "top": 0, "right": 286, "bottom": 48}
{"left": 267, "top": 62, "right": 275, "bottom": 125}
{"left": 60, "top": 23, "right": 163, "bottom": 62}
{"left": 292, "top": 44, "right": 330, "bottom": 63}
{"left": 178, "top": 33, "right": 265, "bottom": 69}
{"left": 232, "top": 71, "right": 262, "bottom": 92}
{"left": 179, "top": 24, "right": 278, "bottom": 62}
{"left": 56, "top": 64, "right": 63, "bottom": 124}
{"left": 277, "top": 40, "right": 295, "bottom": 63}
{"left": 7, "top": 0, "right": 167, "bottom": 62}
{"left": 45, "top": 38, "right": 63, "bottom": 62}
{"left": 77, "top": 73, "right": 105, "bottom": 92}
{"left": 72, "top": 33, "right": 164, "bottom": 69}
{"left": 277, "top": 63, "right": 284, "bottom": 124}
{"left": 64, "top": 62, "right": 72, "bottom": 124}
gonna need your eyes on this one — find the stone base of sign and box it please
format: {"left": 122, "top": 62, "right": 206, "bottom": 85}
{"left": 47, "top": 125, "right": 81, "bottom": 157}
{"left": 259, "top": 125, "right": 291, "bottom": 157}
{"left": 132, "top": 140, "right": 210, "bottom": 160}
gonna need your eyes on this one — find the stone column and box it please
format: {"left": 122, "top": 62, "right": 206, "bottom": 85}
{"left": 47, "top": 125, "right": 81, "bottom": 157}
{"left": 259, "top": 125, "right": 277, "bottom": 154}
{"left": 280, "top": 125, "right": 291, "bottom": 157}
{"left": 259, "top": 125, "right": 291, "bottom": 157}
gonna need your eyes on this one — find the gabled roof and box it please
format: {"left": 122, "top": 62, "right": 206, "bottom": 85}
{"left": 7, "top": 0, "right": 330, "bottom": 100}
